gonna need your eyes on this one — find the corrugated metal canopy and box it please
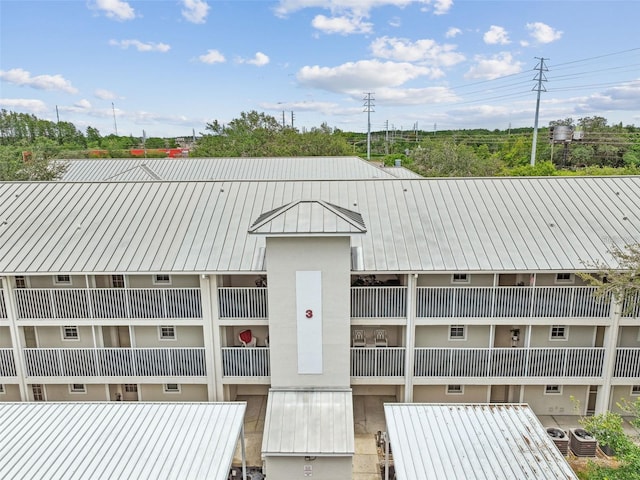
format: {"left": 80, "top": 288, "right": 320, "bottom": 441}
{"left": 262, "top": 389, "right": 354, "bottom": 456}
{"left": 0, "top": 402, "right": 246, "bottom": 480}
{"left": 0, "top": 176, "right": 639, "bottom": 273}
{"left": 60, "top": 157, "right": 396, "bottom": 181}
{"left": 384, "top": 403, "right": 578, "bottom": 480}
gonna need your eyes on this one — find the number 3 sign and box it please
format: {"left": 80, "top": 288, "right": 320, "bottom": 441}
{"left": 305, "top": 309, "right": 313, "bottom": 318}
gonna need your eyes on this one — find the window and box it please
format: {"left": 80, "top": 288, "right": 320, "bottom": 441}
{"left": 54, "top": 274, "right": 72, "bottom": 285}
{"left": 32, "top": 384, "right": 44, "bottom": 401}
{"left": 153, "top": 274, "right": 171, "bottom": 285}
{"left": 554, "top": 273, "right": 574, "bottom": 284}
{"left": 15, "top": 276, "right": 27, "bottom": 289}
{"left": 550, "top": 325, "right": 567, "bottom": 340}
{"left": 124, "top": 384, "right": 138, "bottom": 393}
{"left": 70, "top": 384, "right": 86, "bottom": 393}
{"left": 447, "top": 385, "right": 464, "bottom": 395}
{"left": 62, "top": 326, "right": 79, "bottom": 340}
{"left": 164, "top": 383, "right": 180, "bottom": 393}
{"left": 111, "top": 275, "right": 125, "bottom": 288}
{"left": 451, "top": 273, "right": 470, "bottom": 284}
{"left": 0, "top": 384, "right": 5, "bottom": 394}
{"left": 159, "top": 326, "right": 176, "bottom": 340}
{"left": 631, "top": 386, "right": 640, "bottom": 396}
{"left": 449, "top": 325, "right": 466, "bottom": 340}
{"left": 545, "top": 385, "right": 562, "bottom": 395}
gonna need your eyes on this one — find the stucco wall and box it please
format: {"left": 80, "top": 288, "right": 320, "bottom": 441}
{"left": 523, "top": 384, "right": 587, "bottom": 415}
{"left": 264, "top": 456, "right": 352, "bottom": 480}
{"left": 139, "top": 383, "right": 208, "bottom": 401}
{"left": 44, "top": 383, "right": 108, "bottom": 401}
{"left": 132, "top": 325, "right": 204, "bottom": 347}
{"left": 415, "top": 325, "right": 491, "bottom": 348}
{"left": 413, "top": 384, "right": 489, "bottom": 403}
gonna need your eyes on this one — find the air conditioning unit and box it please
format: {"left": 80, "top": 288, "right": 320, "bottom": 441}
{"left": 569, "top": 428, "right": 598, "bottom": 456}
{"left": 546, "top": 428, "right": 569, "bottom": 455}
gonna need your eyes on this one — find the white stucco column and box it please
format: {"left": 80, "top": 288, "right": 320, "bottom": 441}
{"left": 200, "top": 274, "right": 223, "bottom": 401}
{"left": 595, "top": 295, "right": 622, "bottom": 414}
{"left": 404, "top": 273, "right": 417, "bottom": 402}
{"left": 1, "top": 276, "right": 28, "bottom": 400}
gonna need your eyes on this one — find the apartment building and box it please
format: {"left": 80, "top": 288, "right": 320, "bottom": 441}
{"left": 0, "top": 168, "right": 639, "bottom": 420}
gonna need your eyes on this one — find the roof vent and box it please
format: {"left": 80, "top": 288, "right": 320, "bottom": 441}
{"left": 569, "top": 428, "right": 597, "bottom": 456}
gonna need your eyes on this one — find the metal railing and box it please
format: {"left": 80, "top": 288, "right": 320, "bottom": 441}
{"left": 22, "top": 347, "right": 206, "bottom": 377}
{"left": 0, "top": 348, "right": 17, "bottom": 376}
{"left": 414, "top": 347, "right": 605, "bottom": 377}
{"left": 416, "top": 286, "right": 611, "bottom": 318}
{"left": 218, "top": 287, "right": 268, "bottom": 318}
{"left": 622, "top": 292, "right": 640, "bottom": 318}
{"left": 14, "top": 288, "right": 202, "bottom": 319}
{"left": 350, "top": 347, "right": 405, "bottom": 377}
{"left": 614, "top": 348, "right": 640, "bottom": 378}
{"left": 221, "top": 347, "right": 270, "bottom": 377}
{"left": 351, "top": 287, "right": 407, "bottom": 318}
{"left": 0, "top": 291, "right": 6, "bottom": 318}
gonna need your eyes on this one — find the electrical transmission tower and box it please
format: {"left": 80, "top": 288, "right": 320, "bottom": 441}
{"left": 363, "top": 93, "right": 375, "bottom": 160}
{"left": 530, "top": 57, "right": 548, "bottom": 166}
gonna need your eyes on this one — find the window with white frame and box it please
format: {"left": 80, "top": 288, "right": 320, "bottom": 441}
{"left": 70, "top": 384, "right": 86, "bottom": 393}
{"left": 32, "top": 384, "right": 44, "bottom": 401}
{"left": 447, "top": 385, "right": 464, "bottom": 395}
{"left": 631, "top": 386, "right": 640, "bottom": 396}
{"left": 62, "top": 326, "right": 79, "bottom": 340}
{"left": 451, "top": 273, "right": 470, "bottom": 284}
{"left": 545, "top": 385, "right": 562, "bottom": 395}
{"left": 550, "top": 325, "right": 567, "bottom": 340}
{"left": 164, "top": 383, "right": 180, "bottom": 393}
{"left": 554, "top": 273, "right": 574, "bottom": 284}
{"left": 159, "top": 326, "right": 176, "bottom": 340}
{"left": 153, "top": 274, "right": 171, "bottom": 285}
{"left": 15, "top": 276, "right": 27, "bottom": 288}
{"left": 124, "top": 384, "right": 138, "bottom": 393}
{"left": 449, "top": 325, "right": 466, "bottom": 340}
{"left": 0, "top": 384, "right": 5, "bottom": 394}
{"left": 111, "top": 275, "right": 125, "bottom": 288}
{"left": 54, "top": 274, "right": 72, "bottom": 285}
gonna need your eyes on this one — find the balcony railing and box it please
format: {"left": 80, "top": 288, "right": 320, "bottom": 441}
{"left": 14, "top": 288, "right": 202, "bottom": 319}
{"left": 351, "top": 347, "right": 406, "bottom": 377}
{"left": 414, "top": 347, "right": 605, "bottom": 378}
{"left": 622, "top": 292, "right": 640, "bottom": 318}
{"left": 614, "top": 348, "right": 640, "bottom": 378}
{"left": 0, "top": 348, "right": 17, "bottom": 376}
{"left": 0, "top": 291, "right": 6, "bottom": 318}
{"left": 22, "top": 347, "right": 206, "bottom": 377}
{"left": 351, "top": 287, "right": 407, "bottom": 318}
{"left": 218, "top": 287, "right": 268, "bottom": 319}
{"left": 416, "top": 286, "right": 611, "bottom": 318}
{"left": 221, "top": 347, "right": 270, "bottom": 376}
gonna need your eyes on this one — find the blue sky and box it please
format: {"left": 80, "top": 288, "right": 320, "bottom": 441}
{"left": 1, "top": 0, "right": 639, "bottom": 138}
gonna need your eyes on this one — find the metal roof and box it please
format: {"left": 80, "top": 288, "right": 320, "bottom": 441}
{"left": 0, "top": 176, "right": 638, "bottom": 274}
{"left": 381, "top": 165, "right": 424, "bottom": 179}
{"left": 0, "top": 402, "right": 246, "bottom": 480}
{"left": 384, "top": 403, "right": 578, "bottom": 480}
{"left": 60, "top": 157, "right": 396, "bottom": 181}
{"left": 261, "top": 389, "right": 354, "bottom": 456}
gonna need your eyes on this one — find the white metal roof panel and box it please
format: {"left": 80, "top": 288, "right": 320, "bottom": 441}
{"left": 0, "top": 176, "right": 638, "bottom": 273}
{"left": 381, "top": 166, "right": 424, "bottom": 178}
{"left": 262, "top": 389, "right": 354, "bottom": 456}
{"left": 384, "top": 403, "right": 578, "bottom": 480}
{"left": 0, "top": 402, "right": 246, "bottom": 480}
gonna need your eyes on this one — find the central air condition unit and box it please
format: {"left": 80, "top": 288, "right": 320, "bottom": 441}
{"left": 546, "top": 428, "right": 569, "bottom": 455}
{"left": 569, "top": 428, "right": 598, "bottom": 457}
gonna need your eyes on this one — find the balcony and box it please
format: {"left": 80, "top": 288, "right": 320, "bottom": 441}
{"left": 414, "top": 347, "right": 605, "bottom": 378}
{"left": 0, "top": 348, "right": 16, "bottom": 376}
{"left": 218, "top": 288, "right": 268, "bottom": 319}
{"left": 622, "top": 292, "right": 640, "bottom": 318}
{"left": 416, "top": 286, "right": 611, "bottom": 319}
{"left": 351, "top": 287, "right": 407, "bottom": 318}
{"left": 14, "top": 288, "right": 202, "bottom": 319}
{"left": 614, "top": 348, "right": 640, "bottom": 378}
{"left": 221, "top": 347, "right": 270, "bottom": 377}
{"left": 0, "top": 292, "right": 6, "bottom": 318}
{"left": 22, "top": 347, "right": 206, "bottom": 377}
{"left": 350, "top": 347, "right": 406, "bottom": 377}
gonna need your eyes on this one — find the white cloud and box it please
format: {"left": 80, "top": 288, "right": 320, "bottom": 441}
{"left": 92, "top": 0, "right": 135, "bottom": 21}
{"left": 370, "top": 36, "right": 465, "bottom": 67}
{"left": 0, "top": 98, "right": 48, "bottom": 113}
{"left": 237, "top": 52, "right": 270, "bottom": 66}
{"left": 198, "top": 49, "right": 226, "bottom": 64}
{"left": 181, "top": 0, "right": 210, "bottom": 24}
{"left": 432, "top": 0, "right": 453, "bottom": 15}
{"left": 275, "top": 1, "right": 452, "bottom": 18}
{"left": 577, "top": 80, "right": 640, "bottom": 111}
{"left": 483, "top": 25, "right": 510, "bottom": 45}
{"left": 109, "top": 39, "right": 171, "bottom": 52}
{"left": 94, "top": 88, "right": 118, "bottom": 100}
{"left": 311, "top": 14, "right": 373, "bottom": 34}
{"left": 297, "top": 59, "right": 436, "bottom": 93}
{"left": 373, "top": 85, "right": 459, "bottom": 105}
{"left": 465, "top": 52, "right": 524, "bottom": 80}
{"left": 74, "top": 99, "right": 92, "bottom": 109}
{"left": 526, "top": 22, "right": 562, "bottom": 44}
{"left": 445, "top": 27, "right": 461, "bottom": 38}
{"left": 389, "top": 16, "right": 401, "bottom": 27}
{"left": 0, "top": 68, "right": 78, "bottom": 94}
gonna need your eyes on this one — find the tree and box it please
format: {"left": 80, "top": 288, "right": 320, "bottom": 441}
{"left": 411, "top": 141, "right": 503, "bottom": 177}
{"left": 0, "top": 138, "right": 67, "bottom": 180}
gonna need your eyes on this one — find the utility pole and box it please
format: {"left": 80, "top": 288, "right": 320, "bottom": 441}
{"left": 363, "top": 92, "right": 375, "bottom": 160}
{"left": 530, "top": 57, "right": 548, "bottom": 166}
{"left": 112, "top": 102, "right": 118, "bottom": 136}
{"left": 290, "top": 111, "right": 295, "bottom": 129}
{"left": 281, "top": 111, "right": 286, "bottom": 128}
{"left": 55, "top": 105, "right": 61, "bottom": 144}
{"left": 385, "top": 120, "right": 389, "bottom": 156}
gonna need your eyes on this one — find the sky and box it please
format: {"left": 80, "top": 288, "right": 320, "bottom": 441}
{"left": 1, "top": 0, "right": 639, "bottom": 138}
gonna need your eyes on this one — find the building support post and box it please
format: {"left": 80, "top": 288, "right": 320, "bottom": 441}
{"left": 403, "top": 273, "right": 417, "bottom": 402}
{"left": 1, "top": 276, "right": 28, "bottom": 401}
{"left": 595, "top": 295, "right": 622, "bottom": 414}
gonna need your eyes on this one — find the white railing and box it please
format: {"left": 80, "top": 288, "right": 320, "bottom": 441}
{"left": 622, "top": 292, "right": 640, "bottom": 318}
{"left": 350, "top": 347, "right": 405, "bottom": 377}
{"left": 0, "top": 348, "right": 17, "bottom": 376}
{"left": 218, "top": 287, "right": 268, "bottom": 318}
{"left": 22, "top": 348, "right": 206, "bottom": 377}
{"left": 14, "top": 288, "right": 202, "bottom": 319}
{"left": 414, "top": 347, "right": 605, "bottom": 378}
{"left": 416, "top": 286, "right": 611, "bottom": 318}
{"left": 351, "top": 287, "right": 407, "bottom": 318}
{"left": 0, "top": 291, "right": 6, "bottom": 318}
{"left": 221, "top": 347, "right": 270, "bottom": 376}
{"left": 614, "top": 348, "right": 640, "bottom": 378}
